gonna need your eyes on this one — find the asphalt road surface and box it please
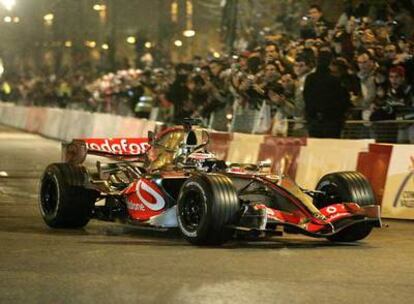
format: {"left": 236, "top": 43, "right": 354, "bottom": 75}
{"left": 1, "top": 124, "right": 414, "bottom": 304}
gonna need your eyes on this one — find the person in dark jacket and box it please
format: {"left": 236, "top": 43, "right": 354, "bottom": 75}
{"left": 166, "top": 63, "right": 191, "bottom": 124}
{"left": 304, "top": 50, "right": 351, "bottom": 138}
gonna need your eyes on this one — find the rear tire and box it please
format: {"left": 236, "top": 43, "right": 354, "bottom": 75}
{"left": 177, "top": 174, "right": 240, "bottom": 245}
{"left": 39, "top": 163, "right": 98, "bottom": 228}
{"left": 315, "top": 171, "right": 376, "bottom": 242}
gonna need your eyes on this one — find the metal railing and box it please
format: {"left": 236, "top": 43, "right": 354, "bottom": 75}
{"left": 286, "top": 119, "right": 414, "bottom": 144}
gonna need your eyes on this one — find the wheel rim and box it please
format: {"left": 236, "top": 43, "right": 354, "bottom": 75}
{"left": 40, "top": 174, "right": 58, "bottom": 215}
{"left": 319, "top": 183, "right": 342, "bottom": 205}
{"left": 179, "top": 189, "right": 206, "bottom": 233}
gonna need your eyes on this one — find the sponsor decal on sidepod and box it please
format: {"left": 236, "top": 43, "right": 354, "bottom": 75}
{"left": 136, "top": 179, "right": 166, "bottom": 211}
{"left": 126, "top": 178, "right": 166, "bottom": 220}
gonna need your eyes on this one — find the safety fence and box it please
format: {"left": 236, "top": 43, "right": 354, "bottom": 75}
{"left": 285, "top": 119, "right": 414, "bottom": 144}
{"left": 0, "top": 103, "right": 413, "bottom": 220}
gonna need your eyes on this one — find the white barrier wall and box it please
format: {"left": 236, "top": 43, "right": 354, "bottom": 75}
{"left": 89, "top": 112, "right": 122, "bottom": 138}
{"left": 0, "top": 104, "right": 157, "bottom": 141}
{"left": 1, "top": 104, "right": 24, "bottom": 127}
{"left": 227, "top": 132, "right": 265, "bottom": 164}
{"left": 41, "top": 108, "right": 65, "bottom": 139}
{"left": 117, "top": 117, "right": 148, "bottom": 137}
{"left": 295, "top": 138, "right": 375, "bottom": 189}
{"left": 14, "top": 106, "right": 29, "bottom": 129}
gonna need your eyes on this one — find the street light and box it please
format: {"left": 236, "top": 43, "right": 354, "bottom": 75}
{"left": 12, "top": 16, "right": 19, "bottom": 23}
{"left": 126, "top": 36, "right": 136, "bottom": 44}
{"left": 44, "top": 13, "right": 54, "bottom": 25}
{"left": 44, "top": 14, "right": 54, "bottom": 21}
{"left": 0, "top": 0, "right": 16, "bottom": 11}
{"left": 145, "top": 42, "right": 152, "bottom": 49}
{"left": 64, "top": 40, "right": 72, "bottom": 48}
{"left": 93, "top": 4, "right": 106, "bottom": 11}
{"left": 174, "top": 40, "right": 183, "bottom": 47}
{"left": 101, "top": 43, "right": 109, "bottom": 50}
{"left": 85, "top": 40, "right": 97, "bottom": 48}
{"left": 3, "top": 16, "right": 12, "bottom": 23}
{"left": 183, "top": 30, "right": 195, "bottom": 38}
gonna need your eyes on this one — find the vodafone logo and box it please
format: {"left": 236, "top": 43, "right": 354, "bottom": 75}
{"left": 84, "top": 139, "right": 150, "bottom": 155}
{"left": 136, "top": 179, "right": 166, "bottom": 211}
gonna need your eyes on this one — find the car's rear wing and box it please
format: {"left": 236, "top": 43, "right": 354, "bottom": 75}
{"left": 62, "top": 138, "right": 150, "bottom": 164}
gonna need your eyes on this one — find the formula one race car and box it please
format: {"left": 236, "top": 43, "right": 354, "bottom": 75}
{"left": 39, "top": 119, "right": 381, "bottom": 245}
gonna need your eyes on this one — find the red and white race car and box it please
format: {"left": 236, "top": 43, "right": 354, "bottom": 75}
{"left": 39, "top": 119, "right": 381, "bottom": 245}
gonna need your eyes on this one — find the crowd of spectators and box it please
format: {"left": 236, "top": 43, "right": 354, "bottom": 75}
{"left": 1, "top": 1, "right": 414, "bottom": 141}
{"left": 0, "top": 70, "right": 97, "bottom": 110}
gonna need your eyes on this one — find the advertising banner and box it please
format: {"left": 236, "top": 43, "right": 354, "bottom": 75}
{"left": 357, "top": 144, "right": 393, "bottom": 205}
{"left": 209, "top": 132, "right": 233, "bottom": 161}
{"left": 295, "top": 139, "right": 374, "bottom": 189}
{"left": 226, "top": 133, "right": 264, "bottom": 164}
{"left": 381, "top": 145, "right": 414, "bottom": 219}
{"left": 257, "top": 136, "right": 307, "bottom": 179}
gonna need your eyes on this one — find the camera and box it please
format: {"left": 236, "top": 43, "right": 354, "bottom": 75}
{"left": 247, "top": 74, "right": 255, "bottom": 81}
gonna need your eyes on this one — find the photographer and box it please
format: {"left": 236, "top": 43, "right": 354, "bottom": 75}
{"left": 267, "top": 82, "right": 295, "bottom": 136}
{"left": 356, "top": 51, "right": 378, "bottom": 114}
{"left": 127, "top": 69, "right": 157, "bottom": 118}
{"left": 383, "top": 42, "right": 414, "bottom": 86}
{"left": 200, "top": 60, "right": 231, "bottom": 131}
{"left": 230, "top": 55, "right": 266, "bottom": 133}
{"left": 264, "top": 62, "right": 281, "bottom": 84}
{"left": 264, "top": 42, "right": 289, "bottom": 74}
{"left": 238, "top": 55, "right": 266, "bottom": 110}
{"left": 187, "top": 72, "right": 209, "bottom": 120}
{"left": 370, "top": 66, "right": 413, "bottom": 142}
{"left": 292, "top": 52, "right": 314, "bottom": 136}
{"left": 300, "top": 4, "right": 333, "bottom": 40}
{"left": 152, "top": 68, "right": 173, "bottom": 122}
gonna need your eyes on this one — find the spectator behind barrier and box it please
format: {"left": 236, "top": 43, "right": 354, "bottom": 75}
{"left": 304, "top": 50, "right": 351, "bottom": 138}
{"left": 3, "top": 0, "right": 414, "bottom": 143}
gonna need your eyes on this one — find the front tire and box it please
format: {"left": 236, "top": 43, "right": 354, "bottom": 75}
{"left": 315, "top": 171, "right": 376, "bottom": 242}
{"left": 39, "top": 163, "right": 98, "bottom": 228}
{"left": 177, "top": 174, "right": 240, "bottom": 245}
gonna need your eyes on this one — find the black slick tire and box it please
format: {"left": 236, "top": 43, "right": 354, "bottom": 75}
{"left": 39, "top": 163, "right": 98, "bottom": 228}
{"left": 315, "top": 171, "right": 376, "bottom": 242}
{"left": 177, "top": 174, "right": 239, "bottom": 245}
